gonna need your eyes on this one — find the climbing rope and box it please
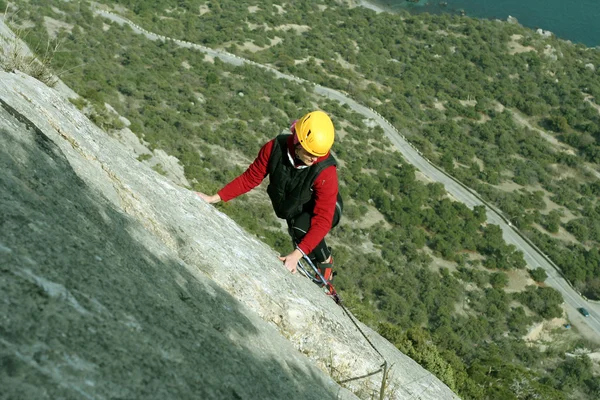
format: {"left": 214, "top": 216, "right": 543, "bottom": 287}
{"left": 296, "top": 249, "right": 391, "bottom": 399}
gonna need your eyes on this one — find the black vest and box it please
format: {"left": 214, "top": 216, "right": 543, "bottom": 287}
{"left": 267, "top": 134, "right": 337, "bottom": 220}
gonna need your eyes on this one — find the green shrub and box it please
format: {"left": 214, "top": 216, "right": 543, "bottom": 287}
{"left": 529, "top": 267, "right": 548, "bottom": 283}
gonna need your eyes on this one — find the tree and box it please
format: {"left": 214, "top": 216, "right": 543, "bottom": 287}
{"left": 517, "top": 286, "right": 563, "bottom": 319}
{"left": 490, "top": 271, "right": 509, "bottom": 289}
{"left": 546, "top": 115, "right": 569, "bottom": 132}
{"left": 551, "top": 356, "right": 594, "bottom": 391}
{"left": 543, "top": 210, "right": 562, "bottom": 234}
{"left": 529, "top": 267, "right": 548, "bottom": 283}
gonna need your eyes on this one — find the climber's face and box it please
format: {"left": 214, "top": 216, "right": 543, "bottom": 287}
{"left": 295, "top": 146, "right": 318, "bottom": 166}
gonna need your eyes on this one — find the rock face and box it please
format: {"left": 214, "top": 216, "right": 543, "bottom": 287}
{"left": 536, "top": 28, "right": 553, "bottom": 38}
{"left": 0, "top": 33, "right": 458, "bottom": 400}
{"left": 507, "top": 15, "right": 519, "bottom": 25}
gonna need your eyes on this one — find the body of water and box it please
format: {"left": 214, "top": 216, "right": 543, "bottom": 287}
{"left": 371, "top": 0, "right": 600, "bottom": 47}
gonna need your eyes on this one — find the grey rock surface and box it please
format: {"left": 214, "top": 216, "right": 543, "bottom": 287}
{"left": 111, "top": 125, "right": 191, "bottom": 189}
{"left": 0, "top": 32, "right": 458, "bottom": 400}
{"left": 0, "top": 71, "right": 353, "bottom": 400}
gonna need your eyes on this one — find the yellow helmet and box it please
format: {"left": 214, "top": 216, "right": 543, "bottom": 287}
{"left": 295, "top": 111, "right": 335, "bottom": 157}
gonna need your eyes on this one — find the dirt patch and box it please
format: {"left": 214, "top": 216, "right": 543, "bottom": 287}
{"left": 583, "top": 94, "right": 600, "bottom": 115}
{"left": 424, "top": 247, "right": 459, "bottom": 274}
{"left": 476, "top": 113, "right": 491, "bottom": 123}
{"left": 531, "top": 222, "right": 580, "bottom": 246}
{"left": 270, "top": 37, "right": 283, "bottom": 46}
{"left": 459, "top": 99, "right": 476, "bottom": 107}
{"left": 43, "top": 16, "right": 74, "bottom": 39}
{"left": 493, "top": 101, "right": 505, "bottom": 112}
{"left": 335, "top": 53, "right": 356, "bottom": 71}
{"left": 494, "top": 182, "right": 535, "bottom": 198}
{"left": 538, "top": 186, "right": 578, "bottom": 219}
{"left": 199, "top": 5, "right": 210, "bottom": 15}
{"left": 524, "top": 317, "right": 568, "bottom": 342}
{"left": 587, "top": 352, "right": 600, "bottom": 373}
{"left": 447, "top": 31, "right": 467, "bottom": 39}
{"left": 295, "top": 57, "right": 324, "bottom": 66}
{"left": 238, "top": 41, "right": 265, "bottom": 53}
{"left": 275, "top": 24, "right": 310, "bottom": 34}
{"left": 368, "top": 96, "right": 383, "bottom": 106}
{"left": 504, "top": 268, "right": 535, "bottom": 293}
{"left": 112, "top": 4, "right": 130, "bottom": 14}
{"left": 589, "top": 352, "right": 600, "bottom": 361}
{"left": 356, "top": 237, "right": 382, "bottom": 258}
{"left": 235, "top": 37, "right": 283, "bottom": 53}
{"left": 414, "top": 169, "right": 434, "bottom": 184}
{"left": 511, "top": 109, "right": 577, "bottom": 155}
{"left": 508, "top": 34, "right": 537, "bottom": 55}
{"left": 248, "top": 5, "right": 260, "bottom": 13}
{"left": 334, "top": 120, "right": 351, "bottom": 140}
{"left": 543, "top": 44, "right": 558, "bottom": 59}
{"left": 472, "top": 156, "right": 485, "bottom": 170}
{"left": 247, "top": 22, "right": 271, "bottom": 31}
{"left": 492, "top": 180, "right": 580, "bottom": 242}
{"left": 433, "top": 100, "right": 446, "bottom": 111}
{"left": 359, "top": 77, "right": 386, "bottom": 92}
{"left": 294, "top": 57, "right": 309, "bottom": 66}
{"left": 442, "top": 190, "right": 462, "bottom": 204}
{"left": 524, "top": 322, "right": 545, "bottom": 342}
{"left": 353, "top": 204, "right": 390, "bottom": 230}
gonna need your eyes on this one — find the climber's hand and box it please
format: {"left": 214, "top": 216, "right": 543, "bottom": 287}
{"left": 278, "top": 249, "right": 303, "bottom": 274}
{"left": 196, "top": 192, "right": 221, "bottom": 204}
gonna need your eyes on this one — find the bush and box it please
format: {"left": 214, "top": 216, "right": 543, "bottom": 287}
{"left": 529, "top": 267, "right": 548, "bottom": 283}
{"left": 490, "top": 271, "right": 509, "bottom": 289}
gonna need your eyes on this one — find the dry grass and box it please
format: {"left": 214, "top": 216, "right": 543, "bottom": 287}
{"left": 1, "top": 33, "right": 60, "bottom": 87}
{"left": 1, "top": 5, "right": 61, "bottom": 87}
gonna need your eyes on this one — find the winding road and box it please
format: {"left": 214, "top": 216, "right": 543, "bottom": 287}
{"left": 96, "top": 9, "right": 600, "bottom": 340}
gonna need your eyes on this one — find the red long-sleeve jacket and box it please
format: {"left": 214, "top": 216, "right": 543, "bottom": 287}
{"left": 218, "top": 135, "right": 338, "bottom": 255}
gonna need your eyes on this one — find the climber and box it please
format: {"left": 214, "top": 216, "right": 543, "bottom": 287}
{"left": 197, "top": 110, "right": 342, "bottom": 282}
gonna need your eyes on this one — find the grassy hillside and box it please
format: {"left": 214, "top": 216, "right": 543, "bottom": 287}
{"left": 5, "top": 0, "right": 600, "bottom": 398}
